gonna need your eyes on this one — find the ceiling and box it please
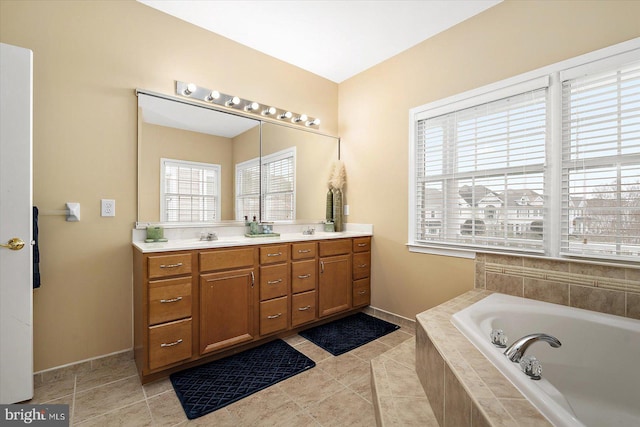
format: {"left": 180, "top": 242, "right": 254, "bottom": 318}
{"left": 138, "top": 0, "right": 502, "bottom": 83}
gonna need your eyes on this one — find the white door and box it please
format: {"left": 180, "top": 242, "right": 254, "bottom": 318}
{"left": 0, "top": 42, "right": 33, "bottom": 403}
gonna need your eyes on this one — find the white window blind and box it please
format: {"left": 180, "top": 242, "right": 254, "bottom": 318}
{"left": 561, "top": 59, "right": 640, "bottom": 259}
{"left": 161, "top": 159, "right": 220, "bottom": 222}
{"left": 415, "top": 88, "right": 548, "bottom": 252}
{"left": 235, "top": 159, "right": 260, "bottom": 221}
{"left": 262, "top": 148, "right": 296, "bottom": 221}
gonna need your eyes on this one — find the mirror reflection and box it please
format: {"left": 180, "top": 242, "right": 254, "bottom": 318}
{"left": 137, "top": 92, "right": 340, "bottom": 225}
{"left": 138, "top": 94, "right": 260, "bottom": 223}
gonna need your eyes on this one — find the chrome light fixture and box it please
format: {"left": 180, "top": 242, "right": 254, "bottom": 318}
{"left": 175, "top": 81, "right": 320, "bottom": 129}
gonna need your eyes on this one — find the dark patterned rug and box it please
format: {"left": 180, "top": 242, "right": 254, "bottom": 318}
{"left": 170, "top": 339, "right": 315, "bottom": 419}
{"left": 299, "top": 312, "right": 400, "bottom": 356}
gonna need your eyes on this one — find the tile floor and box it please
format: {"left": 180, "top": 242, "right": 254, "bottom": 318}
{"left": 26, "top": 320, "right": 416, "bottom": 426}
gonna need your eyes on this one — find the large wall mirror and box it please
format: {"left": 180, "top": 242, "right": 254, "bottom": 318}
{"left": 137, "top": 91, "right": 339, "bottom": 226}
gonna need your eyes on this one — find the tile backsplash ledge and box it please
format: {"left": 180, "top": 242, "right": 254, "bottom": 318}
{"left": 475, "top": 252, "right": 640, "bottom": 320}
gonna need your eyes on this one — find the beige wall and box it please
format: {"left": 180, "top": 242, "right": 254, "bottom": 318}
{"left": 0, "top": 0, "right": 338, "bottom": 371}
{"left": 139, "top": 123, "right": 235, "bottom": 221}
{"left": 1, "top": 0, "right": 639, "bottom": 372}
{"left": 338, "top": 0, "right": 640, "bottom": 318}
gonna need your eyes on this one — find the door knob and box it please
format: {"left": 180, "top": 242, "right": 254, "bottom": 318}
{"left": 1, "top": 237, "right": 25, "bottom": 250}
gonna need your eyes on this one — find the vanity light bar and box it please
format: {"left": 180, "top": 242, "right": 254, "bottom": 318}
{"left": 176, "top": 81, "right": 320, "bottom": 128}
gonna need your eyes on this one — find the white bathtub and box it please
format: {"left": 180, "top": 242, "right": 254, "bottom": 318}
{"left": 451, "top": 293, "right": 640, "bottom": 427}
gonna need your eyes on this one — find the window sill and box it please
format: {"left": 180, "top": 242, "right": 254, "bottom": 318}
{"left": 406, "top": 243, "right": 476, "bottom": 259}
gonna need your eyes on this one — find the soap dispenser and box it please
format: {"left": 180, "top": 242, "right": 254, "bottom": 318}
{"left": 250, "top": 216, "right": 260, "bottom": 235}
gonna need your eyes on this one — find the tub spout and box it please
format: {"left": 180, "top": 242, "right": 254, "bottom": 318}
{"left": 504, "top": 333, "right": 561, "bottom": 362}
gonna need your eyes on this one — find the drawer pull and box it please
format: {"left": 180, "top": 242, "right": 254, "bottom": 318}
{"left": 267, "top": 313, "right": 282, "bottom": 319}
{"left": 267, "top": 279, "right": 283, "bottom": 285}
{"left": 160, "top": 296, "right": 183, "bottom": 304}
{"left": 298, "top": 305, "right": 312, "bottom": 311}
{"left": 357, "top": 264, "right": 368, "bottom": 268}
{"left": 297, "top": 274, "right": 311, "bottom": 279}
{"left": 297, "top": 249, "right": 311, "bottom": 253}
{"left": 358, "top": 290, "right": 367, "bottom": 295}
{"left": 267, "top": 252, "right": 282, "bottom": 257}
{"left": 357, "top": 243, "right": 368, "bottom": 247}
{"left": 320, "top": 261, "right": 324, "bottom": 274}
{"left": 251, "top": 271, "right": 255, "bottom": 288}
{"left": 160, "top": 262, "right": 183, "bottom": 269}
{"left": 160, "top": 339, "right": 183, "bottom": 348}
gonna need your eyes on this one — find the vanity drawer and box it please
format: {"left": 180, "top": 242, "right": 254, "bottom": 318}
{"left": 148, "top": 277, "right": 192, "bottom": 325}
{"left": 259, "top": 244, "right": 290, "bottom": 264}
{"left": 353, "top": 237, "right": 371, "bottom": 253}
{"left": 148, "top": 318, "right": 192, "bottom": 371}
{"left": 353, "top": 252, "right": 371, "bottom": 280}
{"left": 291, "top": 290, "right": 316, "bottom": 327}
{"left": 319, "top": 239, "right": 351, "bottom": 257}
{"left": 260, "top": 263, "right": 288, "bottom": 301}
{"left": 291, "top": 242, "right": 317, "bottom": 260}
{"left": 259, "top": 296, "right": 289, "bottom": 335}
{"left": 200, "top": 247, "right": 257, "bottom": 272}
{"left": 353, "top": 278, "right": 370, "bottom": 308}
{"left": 148, "top": 253, "right": 192, "bottom": 279}
{"left": 291, "top": 259, "right": 316, "bottom": 294}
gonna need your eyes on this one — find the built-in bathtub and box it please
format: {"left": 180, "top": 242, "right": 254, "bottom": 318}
{"left": 451, "top": 293, "right": 640, "bottom": 427}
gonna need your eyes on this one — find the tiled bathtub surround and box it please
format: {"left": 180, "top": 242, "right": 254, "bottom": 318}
{"left": 475, "top": 253, "right": 640, "bottom": 320}
{"left": 416, "top": 290, "right": 553, "bottom": 427}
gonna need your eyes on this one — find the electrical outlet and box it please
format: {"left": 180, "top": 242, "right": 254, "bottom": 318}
{"left": 101, "top": 199, "right": 115, "bottom": 217}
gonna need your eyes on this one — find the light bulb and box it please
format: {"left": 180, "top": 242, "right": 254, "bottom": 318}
{"left": 226, "top": 96, "right": 240, "bottom": 107}
{"left": 206, "top": 90, "right": 220, "bottom": 102}
{"left": 262, "top": 106, "right": 277, "bottom": 116}
{"left": 184, "top": 83, "right": 197, "bottom": 96}
{"left": 293, "top": 114, "right": 308, "bottom": 123}
{"left": 245, "top": 102, "right": 259, "bottom": 112}
{"left": 305, "top": 118, "right": 321, "bottom": 127}
{"left": 279, "top": 111, "right": 293, "bottom": 120}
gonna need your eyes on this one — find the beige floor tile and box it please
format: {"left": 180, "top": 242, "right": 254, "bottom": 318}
{"left": 306, "top": 387, "right": 376, "bottom": 427}
{"left": 75, "top": 360, "right": 138, "bottom": 392}
{"left": 293, "top": 340, "right": 333, "bottom": 363}
{"left": 318, "top": 353, "right": 370, "bottom": 386}
{"left": 143, "top": 377, "right": 173, "bottom": 398}
{"left": 186, "top": 407, "right": 239, "bottom": 426}
{"left": 29, "top": 375, "right": 75, "bottom": 403}
{"left": 346, "top": 372, "right": 373, "bottom": 403}
{"left": 376, "top": 329, "right": 413, "bottom": 348}
{"left": 226, "top": 384, "right": 301, "bottom": 426}
{"left": 350, "top": 340, "right": 393, "bottom": 361}
{"left": 74, "top": 401, "right": 152, "bottom": 427}
{"left": 277, "top": 367, "right": 345, "bottom": 409}
{"left": 73, "top": 376, "right": 145, "bottom": 424}
{"left": 147, "top": 390, "right": 188, "bottom": 427}
{"left": 378, "top": 395, "right": 439, "bottom": 426}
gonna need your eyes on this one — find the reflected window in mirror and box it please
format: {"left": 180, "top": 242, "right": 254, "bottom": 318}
{"left": 262, "top": 147, "right": 296, "bottom": 221}
{"left": 161, "top": 158, "right": 221, "bottom": 222}
{"left": 235, "top": 147, "right": 296, "bottom": 221}
{"left": 235, "top": 159, "right": 260, "bottom": 221}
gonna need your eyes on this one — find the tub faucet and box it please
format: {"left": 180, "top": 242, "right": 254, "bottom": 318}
{"left": 504, "top": 333, "right": 561, "bottom": 362}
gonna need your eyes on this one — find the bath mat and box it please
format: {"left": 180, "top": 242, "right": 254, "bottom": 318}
{"left": 299, "top": 312, "right": 400, "bottom": 356}
{"left": 170, "top": 339, "right": 315, "bottom": 420}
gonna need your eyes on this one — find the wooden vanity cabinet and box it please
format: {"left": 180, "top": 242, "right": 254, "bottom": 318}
{"left": 199, "top": 247, "right": 258, "bottom": 355}
{"left": 290, "top": 242, "right": 318, "bottom": 327}
{"left": 318, "top": 239, "right": 352, "bottom": 317}
{"left": 352, "top": 237, "right": 371, "bottom": 307}
{"left": 133, "top": 251, "right": 195, "bottom": 378}
{"left": 258, "top": 244, "right": 290, "bottom": 336}
{"left": 134, "top": 235, "right": 371, "bottom": 383}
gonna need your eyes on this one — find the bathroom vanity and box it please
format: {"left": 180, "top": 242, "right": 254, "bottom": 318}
{"left": 132, "top": 233, "right": 371, "bottom": 383}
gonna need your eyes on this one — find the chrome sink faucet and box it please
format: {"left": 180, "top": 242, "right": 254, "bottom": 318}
{"left": 504, "top": 333, "right": 561, "bottom": 362}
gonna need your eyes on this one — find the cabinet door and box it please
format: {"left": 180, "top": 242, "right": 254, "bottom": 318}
{"left": 200, "top": 268, "right": 256, "bottom": 354}
{"left": 318, "top": 254, "right": 352, "bottom": 317}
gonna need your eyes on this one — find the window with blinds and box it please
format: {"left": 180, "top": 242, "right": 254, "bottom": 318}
{"left": 561, "top": 58, "right": 640, "bottom": 259}
{"left": 415, "top": 88, "right": 548, "bottom": 252}
{"left": 161, "top": 159, "right": 221, "bottom": 222}
{"left": 410, "top": 40, "right": 640, "bottom": 262}
{"left": 262, "top": 148, "right": 296, "bottom": 221}
{"left": 235, "top": 147, "right": 296, "bottom": 221}
{"left": 235, "top": 159, "right": 260, "bottom": 221}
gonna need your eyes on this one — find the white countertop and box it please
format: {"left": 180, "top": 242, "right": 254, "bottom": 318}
{"left": 133, "top": 230, "right": 372, "bottom": 253}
